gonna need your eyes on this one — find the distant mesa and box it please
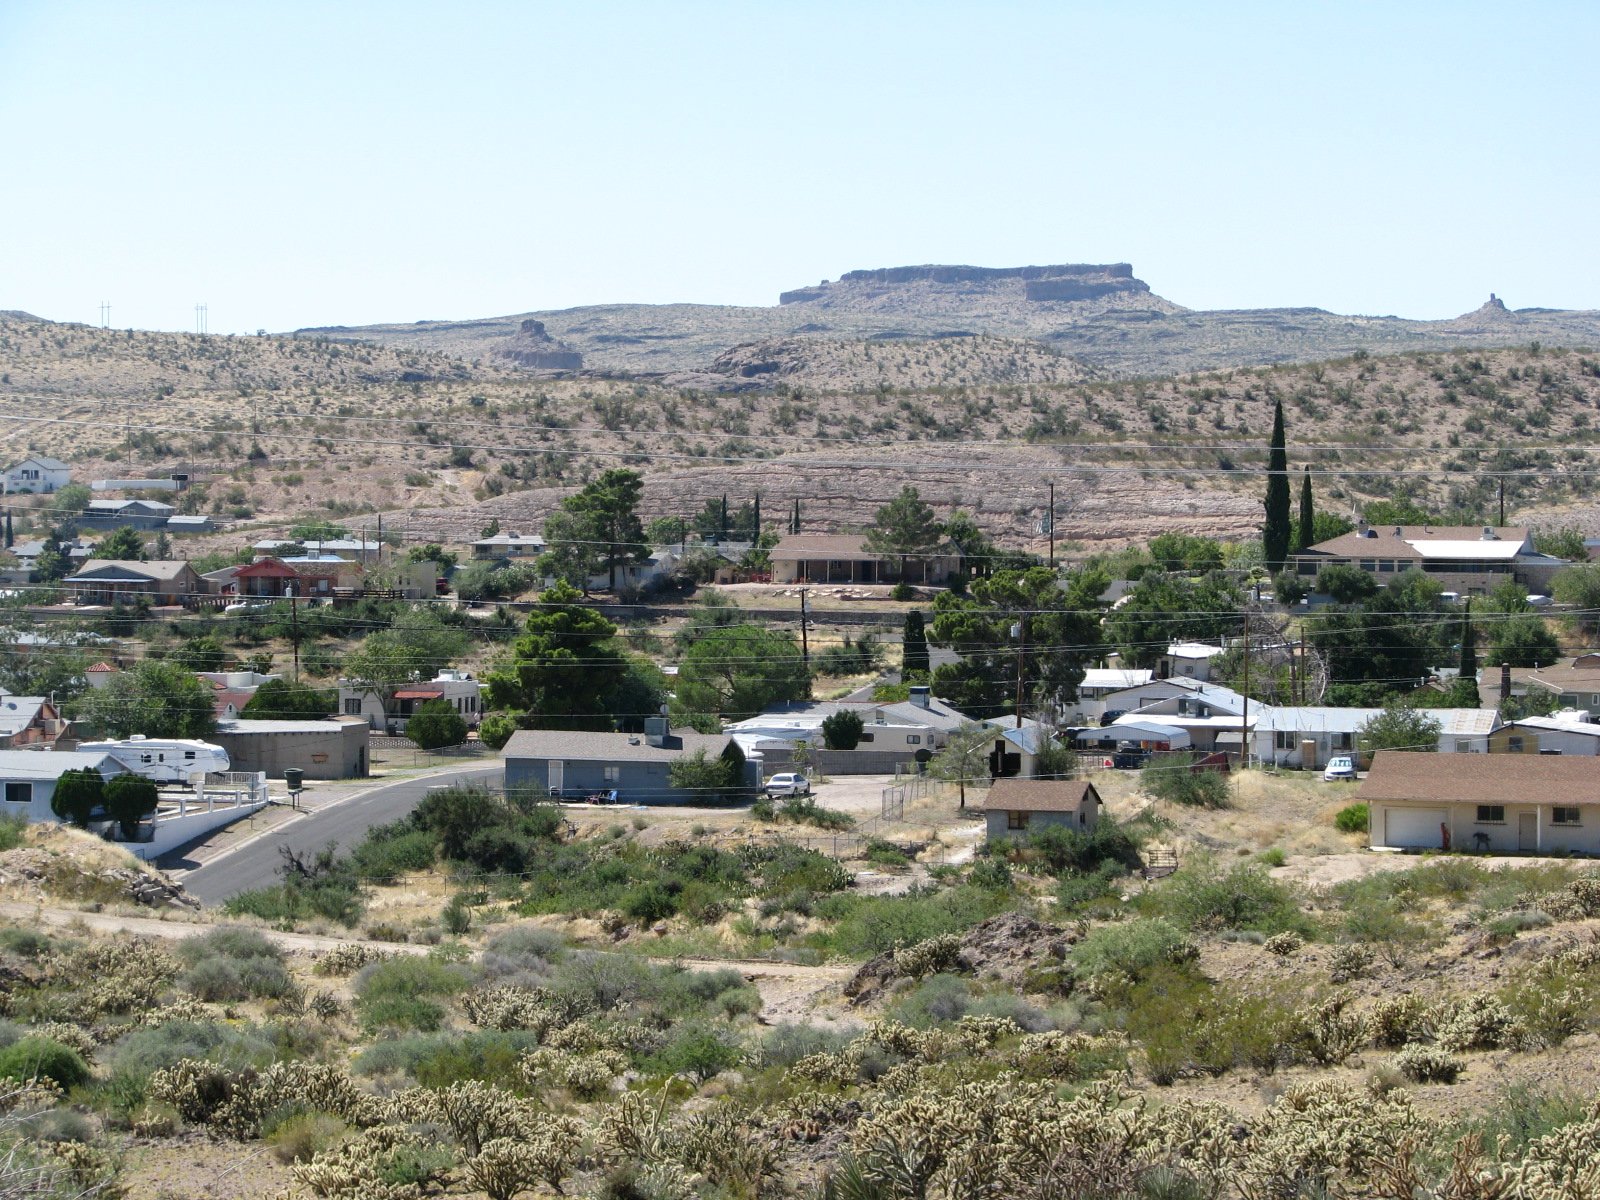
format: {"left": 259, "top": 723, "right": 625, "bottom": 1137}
{"left": 496, "top": 318, "right": 584, "bottom": 370}
{"left": 779, "top": 263, "right": 1152, "bottom": 305}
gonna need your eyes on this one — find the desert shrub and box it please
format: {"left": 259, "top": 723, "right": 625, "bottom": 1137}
{"left": 811, "top": 884, "right": 1012, "bottom": 957}
{"left": 1154, "top": 860, "right": 1311, "bottom": 936}
{"left": 1338, "top": 894, "right": 1437, "bottom": 963}
{"left": 865, "top": 838, "right": 911, "bottom": 867}
{"left": 267, "top": 1111, "right": 350, "bottom": 1163}
{"left": 107, "top": 1020, "right": 275, "bottom": 1086}
{"left": 1015, "top": 819, "right": 1142, "bottom": 876}
{"left": 887, "top": 975, "right": 978, "bottom": 1028}
{"left": 482, "top": 926, "right": 566, "bottom": 980}
{"left": 352, "top": 1030, "right": 542, "bottom": 1087}
{"left": 355, "top": 956, "right": 473, "bottom": 1032}
{"left": 1461, "top": 1083, "right": 1589, "bottom": 1154}
{"left": 350, "top": 824, "right": 439, "bottom": 882}
{"left": 0, "top": 813, "right": 26, "bottom": 853}
{"left": 0, "top": 928, "right": 51, "bottom": 958}
{"left": 1073, "top": 919, "right": 1198, "bottom": 982}
{"left": 756, "top": 1023, "right": 854, "bottom": 1069}
{"left": 178, "top": 928, "right": 294, "bottom": 1002}
{"left": 1141, "top": 757, "right": 1230, "bottom": 808}
{"left": 1333, "top": 803, "right": 1369, "bottom": 834}
{"left": 1395, "top": 1044, "right": 1462, "bottom": 1084}
{"left": 0, "top": 1038, "right": 89, "bottom": 1090}
{"left": 648, "top": 1022, "right": 742, "bottom": 1083}
{"left": 1055, "top": 862, "right": 1125, "bottom": 910}
{"left": 772, "top": 796, "right": 854, "bottom": 831}
{"left": 1255, "top": 847, "right": 1287, "bottom": 868}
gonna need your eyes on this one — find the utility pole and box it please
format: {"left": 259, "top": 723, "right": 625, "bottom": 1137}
{"left": 289, "top": 584, "right": 301, "bottom": 682}
{"left": 1238, "top": 612, "right": 1251, "bottom": 768}
{"left": 1013, "top": 614, "right": 1028, "bottom": 729}
{"left": 799, "top": 588, "right": 810, "bottom": 669}
{"left": 1048, "top": 481, "right": 1055, "bottom": 568}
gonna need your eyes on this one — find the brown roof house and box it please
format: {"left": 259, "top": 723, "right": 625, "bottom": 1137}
{"left": 1290, "top": 524, "right": 1564, "bottom": 596}
{"left": 66, "top": 560, "right": 200, "bottom": 606}
{"left": 983, "top": 778, "right": 1102, "bottom": 840}
{"left": 770, "top": 533, "right": 961, "bottom": 586}
{"left": 1358, "top": 750, "right": 1600, "bottom": 855}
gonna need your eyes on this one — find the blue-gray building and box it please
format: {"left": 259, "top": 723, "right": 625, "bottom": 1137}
{"left": 503, "top": 720, "right": 753, "bottom": 804}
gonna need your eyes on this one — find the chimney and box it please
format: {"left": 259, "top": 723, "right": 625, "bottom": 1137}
{"left": 643, "top": 716, "right": 669, "bottom": 747}
{"left": 909, "top": 685, "right": 931, "bottom": 709}
{"left": 1500, "top": 663, "right": 1512, "bottom": 706}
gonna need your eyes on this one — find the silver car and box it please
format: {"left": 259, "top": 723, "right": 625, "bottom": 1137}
{"left": 1323, "top": 755, "right": 1357, "bottom": 781}
{"left": 763, "top": 772, "right": 812, "bottom": 798}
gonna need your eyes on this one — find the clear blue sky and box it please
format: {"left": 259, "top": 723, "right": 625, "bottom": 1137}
{"left": 2, "top": 1, "right": 1594, "bottom": 334}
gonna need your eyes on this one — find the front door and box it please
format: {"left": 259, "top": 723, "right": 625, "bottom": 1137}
{"left": 1519, "top": 811, "right": 1538, "bottom": 852}
{"left": 547, "top": 760, "right": 564, "bottom": 796}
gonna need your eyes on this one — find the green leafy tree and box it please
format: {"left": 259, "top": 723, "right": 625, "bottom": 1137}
{"left": 288, "top": 519, "right": 349, "bottom": 542}
{"left": 645, "top": 516, "right": 688, "bottom": 546}
{"left": 484, "top": 580, "right": 643, "bottom": 731}
{"left": 820, "top": 709, "right": 865, "bottom": 750}
{"left": 902, "top": 610, "right": 930, "bottom": 678}
{"left": 928, "top": 723, "right": 996, "bottom": 810}
{"left": 1290, "top": 510, "right": 1355, "bottom": 550}
{"left": 1262, "top": 400, "right": 1291, "bottom": 571}
{"left": 789, "top": 498, "right": 801, "bottom": 534}
{"left": 1316, "top": 564, "right": 1379, "bottom": 603}
{"left": 1104, "top": 571, "right": 1243, "bottom": 670}
{"left": 1447, "top": 602, "right": 1480, "bottom": 707}
{"left": 865, "top": 485, "right": 943, "bottom": 583}
{"left": 96, "top": 525, "right": 147, "bottom": 561}
{"left": 1485, "top": 613, "right": 1562, "bottom": 668}
{"left": 103, "top": 773, "right": 159, "bottom": 839}
{"left": 50, "top": 768, "right": 103, "bottom": 827}
{"left": 1358, "top": 702, "right": 1442, "bottom": 754}
{"left": 240, "top": 678, "right": 336, "bottom": 720}
{"left": 1146, "top": 533, "right": 1224, "bottom": 573}
{"left": 1533, "top": 525, "right": 1588, "bottom": 561}
{"left": 78, "top": 660, "right": 217, "bottom": 738}
{"left": 31, "top": 535, "right": 71, "bottom": 583}
{"left": 480, "top": 518, "right": 500, "bottom": 539}
{"left": 942, "top": 509, "right": 992, "bottom": 578}
{"left": 407, "top": 543, "right": 458, "bottom": 573}
{"left": 673, "top": 624, "right": 810, "bottom": 723}
{"left": 1553, "top": 564, "right": 1600, "bottom": 638}
{"left": 342, "top": 609, "right": 470, "bottom": 715}
{"left": 169, "top": 635, "right": 228, "bottom": 673}
{"left": 151, "top": 530, "right": 172, "bottom": 559}
{"left": 407, "top": 698, "right": 469, "bottom": 750}
{"left": 931, "top": 567, "right": 1104, "bottom": 718}
{"left": 3, "top": 511, "right": 11, "bottom": 548}
{"left": 1295, "top": 467, "right": 1316, "bottom": 553}
{"left": 1310, "top": 593, "right": 1436, "bottom": 701}
{"left": 667, "top": 747, "right": 742, "bottom": 801}
{"left": 51, "top": 483, "right": 91, "bottom": 522}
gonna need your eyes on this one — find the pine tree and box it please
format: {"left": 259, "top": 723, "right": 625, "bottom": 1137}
{"left": 1262, "top": 400, "right": 1291, "bottom": 571}
{"left": 1296, "top": 467, "right": 1315, "bottom": 552}
{"left": 866, "top": 486, "right": 943, "bottom": 584}
{"left": 902, "top": 610, "right": 930, "bottom": 678}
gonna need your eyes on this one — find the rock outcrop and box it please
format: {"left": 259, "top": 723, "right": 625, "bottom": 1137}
{"left": 495, "top": 318, "right": 584, "bottom": 370}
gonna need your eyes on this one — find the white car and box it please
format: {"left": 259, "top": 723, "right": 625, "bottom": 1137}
{"left": 763, "top": 772, "right": 812, "bottom": 798}
{"left": 1323, "top": 755, "right": 1358, "bottom": 782}
{"left": 223, "top": 600, "right": 270, "bottom": 614}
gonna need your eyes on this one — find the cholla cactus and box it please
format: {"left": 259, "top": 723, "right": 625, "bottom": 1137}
{"left": 520, "top": 1047, "right": 627, "bottom": 1100}
{"left": 1007, "top": 1030, "right": 1130, "bottom": 1080}
{"left": 150, "top": 1059, "right": 381, "bottom": 1138}
{"left": 789, "top": 1049, "right": 863, "bottom": 1087}
{"left": 1394, "top": 1044, "right": 1463, "bottom": 1083}
{"left": 1505, "top": 1105, "right": 1600, "bottom": 1198}
{"left": 1328, "top": 944, "right": 1374, "bottom": 984}
{"left": 1434, "top": 993, "right": 1526, "bottom": 1052}
{"left": 393, "top": 1081, "right": 532, "bottom": 1157}
{"left": 467, "top": 1119, "right": 583, "bottom": 1200}
{"left": 1369, "top": 994, "right": 1430, "bottom": 1048}
{"left": 292, "top": 1126, "right": 437, "bottom": 1200}
{"left": 311, "top": 944, "right": 394, "bottom": 977}
{"left": 597, "top": 1088, "right": 676, "bottom": 1164}
{"left": 676, "top": 1106, "right": 784, "bottom": 1190}
{"left": 29, "top": 1021, "right": 97, "bottom": 1057}
{"left": 1289, "top": 995, "right": 1369, "bottom": 1066}
{"left": 545, "top": 1016, "right": 659, "bottom": 1055}
{"left": 1544, "top": 877, "right": 1600, "bottom": 921}
{"left": 951, "top": 1015, "right": 1021, "bottom": 1051}
{"left": 45, "top": 1141, "right": 119, "bottom": 1198}
{"left": 461, "top": 985, "right": 564, "bottom": 1035}
{"left": 891, "top": 933, "right": 964, "bottom": 980}
{"left": 48, "top": 940, "right": 178, "bottom": 1017}
{"left": 1264, "top": 931, "right": 1304, "bottom": 956}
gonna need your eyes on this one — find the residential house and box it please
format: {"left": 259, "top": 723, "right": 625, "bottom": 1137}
{"left": 1493, "top": 713, "right": 1600, "bottom": 757}
{"left": 1255, "top": 705, "right": 1501, "bottom": 769}
{"left": 2, "top": 457, "right": 71, "bottom": 495}
{"left": 252, "top": 537, "right": 383, "bottom": 564}
{"left": 65, "top": 560, "right": 201, "bottom": 606}
{"left": 77, "top": 499, "right": 176, "bottom": 531}
{"left": 503, "top": 719, "right": 755, "bottom": 803}
{"left": 1506, "top": 656, "right": 1600, "bottom": 710}
{"left": 0, "top": 750, "right": 127, "bottom": 824}
{"left": 1074, "top": 669, "right": 1154, "bottom": 723}
{"left": 0, "top": 696, "right": 70, "bottom": 749}
{"left": 471, "top": 532, "right": 546, "bottom": 561}
{"left": 586, "top": 548, "right": 679, "bottom": 595}
{"left": 234, "top": 555, "right": 355, "bottom": 599}
{"left": 1290, "top": 523, "right": 1565, "bottom": 596}
{"left": 1359, "top": 750, "right": 1600, "bottom": 854}
{"left": 979, "top": 718, "right": 1058, "bottom": 779}
{"left": 196, "top": 670, "right": 281, "bottom": 720}
{"left": 983, "top": 778, "right": 1102, "bottom": 840}
{"left": 725, "top": 701, "right": 936, "bottom": 756}
{"left": 1157, "top": 641, "right": 1228, "bottom": 681}
{"left": 1075, "top": 719, "right": 1193, "bottom": 759}
{"left": 201, "top": 564, "right": 244, "bottom": 596}
{"left": 769, "top": 534, "right": 961, "bottom": 586}
{"left": 339, "top": 669, "right": 483, "bottom": 734}
{"left": 164, "top": 514, "right": 214, "bottom": 535}
{"left": 10, "top": 538, "right": 91, "bottom": 576}
{"left": 1108, "top": 679, "right": 1254, "bottom": 755}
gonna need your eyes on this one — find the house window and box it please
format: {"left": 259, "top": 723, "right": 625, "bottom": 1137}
{"left": 1377, "top": 561, "right": 1395, "bottom": 573}
{"left": 907, "top": 735, "right": 921, "bottom": 746}
{"left": 858, "top": 732, "right": 874, "bottom": 743}
{"left": 603, "top": 766, "right": 620, "bottom": 784}
{"left": 343, "top": 698, "right": 362, "bottom": 716}
{"left": 1553, "top": 807, "right": 1581, "bottom": 825}
{"left": 1476, "top": 805, "right": 1505, "bottom": 823}
{"left": 1006, "top": 811, "right": 1030, "bottom": 830}
{"left": 4, "top": 783, "right": 29, "bottom": 805}
{"left": 1508, "top": 736, "right": 1524, "bottom": 753}
{"left": 1359, "top": 559, "right": 1376, "bottom": 571}
{"left": 1079, "top": 811, "right": 1087, "bottom": 827}
{"left": 1275, "top": 731, "right": 1297, "bottom": 751}
{"left": 1332, "top": 733, "right": 1353, "bottom": 751}
{"left": 1455, "top": 740, "right": 1471, "bottom": 753}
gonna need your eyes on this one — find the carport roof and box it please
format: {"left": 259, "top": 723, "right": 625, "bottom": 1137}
{"left": 1357, "top": 751, "right": 1600, "bottom": 806}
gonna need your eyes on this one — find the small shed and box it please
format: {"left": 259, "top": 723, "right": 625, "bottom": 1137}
{"left": 984, "top": 778, "right": 1102, "bottom": 840}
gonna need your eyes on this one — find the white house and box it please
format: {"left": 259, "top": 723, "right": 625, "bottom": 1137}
{"left": 1073, "top": 669, "right": 1155, "bottom": 723}
{"left": 1255, "top": 705, "right": 1501, "bottom": 769}
{"left": 587, "top": 548, "right": 679, "bottom": 595}
{"left": 1360, "top": 751, "right": 1600, "bottom": 854}
{"left": 1157, "top": 641, "right": 1228, "bottom": 682}
{"left": 0, "top": 750, "right": 127, "bottom": 823}
{"left": 1110, "top": 680, "right": 1255, "bottom": 755}
{"left": 726, "top": 699, "right": 941, "bottom": 757}
{"left": 339, "top": 668, "right": 483, "bottom": 734}
{"left": 1500, "top": 713, "right": 1600, "bottom": 757}
{"left": 1070, "top": 677, "right": 1209, "bottom": 726}
{"left": 471, "top": 532, "right": 546, "bottom": 561}
{"left": 2, "top": 457, "right": 71, "bottom": 495}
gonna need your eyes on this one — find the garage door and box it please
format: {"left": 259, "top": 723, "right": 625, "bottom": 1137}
{"left": 1383, "top": 807, "right": 1448, "bottom": 850}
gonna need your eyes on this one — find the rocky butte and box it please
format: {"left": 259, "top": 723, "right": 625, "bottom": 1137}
{"left": 779, "top": 262, "right": 1156, "bottom": 305}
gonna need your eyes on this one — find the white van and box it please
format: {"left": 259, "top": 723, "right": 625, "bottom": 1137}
{"left": 75, "top": 736, "right": 230, "bottom": 785}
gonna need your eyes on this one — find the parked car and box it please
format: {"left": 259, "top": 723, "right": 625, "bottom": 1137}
{"left": 223, "top": 600, "right": 270, "bottom": 614}
{"left": 1323, "top": 755, "right": 1358, "bottom": 781}
{"left": 763, "top": 772, "right": 812, "bottom": 798}
{"left": 1099, "top": 710, "right": 1127, "bottom": 727}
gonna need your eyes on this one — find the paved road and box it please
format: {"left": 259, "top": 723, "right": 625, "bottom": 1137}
{"left": 171, "top": 764, "right": 501, "bottom": 906}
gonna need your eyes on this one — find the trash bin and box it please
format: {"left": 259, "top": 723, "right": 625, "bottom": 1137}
{"left": 284, "top": 767, "right": 304, "bottom": 793}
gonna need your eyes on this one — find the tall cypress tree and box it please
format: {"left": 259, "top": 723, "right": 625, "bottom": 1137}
{"left": 902, "top": 610, "right": 930, "bottom": 679}
{"left": 790, "top": 498, "right": 801, "bottom": 534}
{"left": 719, "top": 494, "right": 729, "bottom": 541}
{"left": 1263, "top": 400, "right": 1291, "bottom": 570}
{"left": 1296, "top": 467, "right": 1316, "bottom": 552}
{"left": 1451, "top": 600, "right": 1481, "bottom": 706}
{"left": 751, "top": 492, "right": 761, "bottom": 540}
{"left": 3, "top": 511, "right": 11, "bottom": 549}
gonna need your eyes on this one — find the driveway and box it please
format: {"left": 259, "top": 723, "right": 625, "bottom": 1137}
{"left": 170, "top": 764, "right": 501, "bottom": 906}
